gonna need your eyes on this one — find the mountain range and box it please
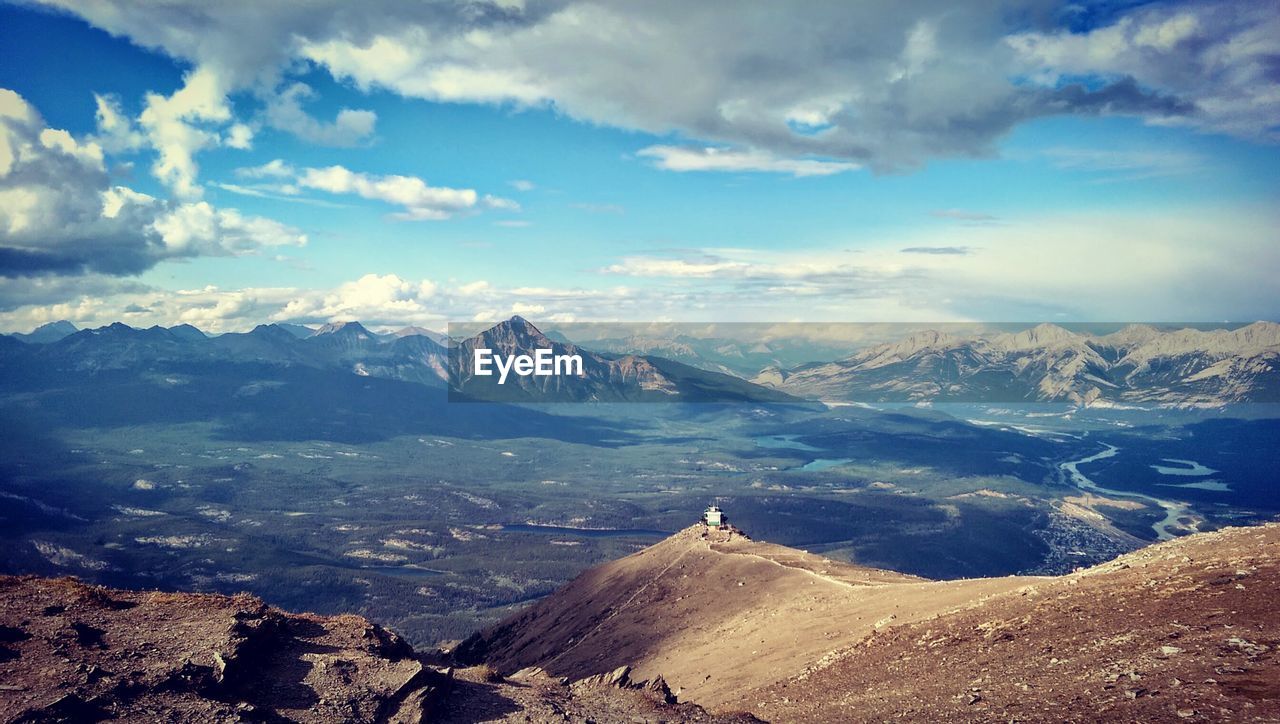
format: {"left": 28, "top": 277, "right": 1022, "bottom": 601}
{"left": 752, "top": 322, "right": 1280, "bottom": 406}
{"left": 6, "top": 319, "right": 1278, "bottom": 406}
{"left": 545, "top": 330, "right": 858, "bottom": 379}
{"left": 0, "top": 317, "right": 797, "bottom": 404}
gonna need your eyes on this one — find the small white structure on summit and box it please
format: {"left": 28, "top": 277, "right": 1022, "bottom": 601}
{"left": 701, "top": 505, "right": 726, "bottom": 529}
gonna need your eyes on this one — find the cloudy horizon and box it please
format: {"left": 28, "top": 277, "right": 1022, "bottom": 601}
{"left": 2, "top": 0, "right": 1278, "bottom": 333}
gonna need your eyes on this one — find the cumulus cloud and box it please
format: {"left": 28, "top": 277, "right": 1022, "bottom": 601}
{"left": 91, "top": 94, "right": 146, "bottom": 153}
{"left": 275, "top": 273, "right": 439, "bottom": 324}
{"left": 0, "top": 89, "right": 305, "bottom": 278}
{"left": 225, "top": 123, "right": 254, "bottom": 150}
{"left": 137, "top": 67, "right": 235, "bottom": 199}
{"left": 0, "top": 267, "right": 643, "bottom": 332}
{"left": 265, "top": 82, "right": 377, "bottom": 147}
{"left": 1008, "top": 3, "right": 1280, "bottom": 141}
{"left": 34, "top": 0, "right": 1271, "bottom": 173}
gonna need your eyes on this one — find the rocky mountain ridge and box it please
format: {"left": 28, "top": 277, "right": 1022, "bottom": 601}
{"left": 459, "top": 522, "right": 1280, "bottom": 721}
{"left": 0, "top": 316, "right": 796, "bottom": 404}
{"left": 754, "top": 322, "right": 1280, "bottom": 406}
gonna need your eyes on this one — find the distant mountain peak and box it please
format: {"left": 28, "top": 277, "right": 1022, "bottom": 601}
{"left": 167, "top": 323, "right": 207, "bottom": 341}
{"left": 996, "top": 322, "right": 1080, "bottom": 350}
{"left": 392, "top": 325, "right": 450, "bottom": 347}
{"left": 500, "top": 315, "right": 541, "bottom": 333}
{"left": 393, "top": 325, "right": 436, "bottom": 337}
{"left": 32, "top": 320, "right": 77, "bottom": 334}
{"left": 95, "top": 322, "right": 136, "bottom": 335}
{"left": 473, "top": 316, "right": 553, "bottom": 347}
{"left": 313, "top": 321, "right": 374, "bottom": 339}
{"left": 247, "top": 323, "right": 295, "bottom": 338}
{"left": 10, "top": 320, "right": 78, "bottom": 344}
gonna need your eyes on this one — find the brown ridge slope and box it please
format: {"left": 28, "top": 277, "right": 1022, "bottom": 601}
{"left": 744, "top": 522, "right": 1280, "bottom": 722}
{"left": 456, "top": 525, "right": 1042, "bottom": 708}
{"left": 0, "top": 576, "right": 447, "bottom": 723}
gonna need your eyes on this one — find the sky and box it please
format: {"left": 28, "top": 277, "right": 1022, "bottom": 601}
{"left": 0, "top": 0, "right": 1277, "bottom": 333}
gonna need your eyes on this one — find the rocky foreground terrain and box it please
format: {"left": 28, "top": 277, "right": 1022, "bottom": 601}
{"left": 0, "top": 578, "right": 738, "bottom": 722}
{"left": 0, "top": 576, "right": 448, "bottom": 722}
{"left": 2, "top": 523, "right": 1277, "bottom": 722}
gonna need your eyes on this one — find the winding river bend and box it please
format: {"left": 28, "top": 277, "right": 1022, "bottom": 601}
{"left": 1059, "top": 444, "right": 1194, "bottom": 541}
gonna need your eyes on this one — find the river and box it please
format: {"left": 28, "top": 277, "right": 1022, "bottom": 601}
{"left": 1059, "top": 444, "right": 1194, "bottom": 541}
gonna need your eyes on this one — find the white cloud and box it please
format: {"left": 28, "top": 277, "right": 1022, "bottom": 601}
{"left": 297, "top": 165, "right": 478, "bottom": 220}
{"left": 265, "top": 82, "right": 377, "bottom": 147}
{"left": 228, "top": 159, "right": 517, "bottom": 218}
{"left": 511, "top": 301, "right": 545, "bottom": 315}
{"left": 137, "top": 67, "right": 234, "bottom": 199}
{"left": 482, "top": 195, "right": 521, "bottom": 211}
{"left": 602, "top": 257, "right": 750, "bottom": 278}
{"left": 3, "top": 202, "right": 1277, "bottom": 331}
{"left": 38, "top": 0, "right": 1269, "bottom": 172}
{"left": 151, "top": 203, "right": 307, "bottom": 254}
{"left": 0, "top": 89, "right": 305, "bottom": 277}
{"left": 509, "top": 179, "right": 535, "bottom": 192}
{"left": 234, "top": 159, "right": 295, "bottom": 179}
{"left": 638, "top": 145, "right": 859, "bottom": 177}
{"left": 593, "top": 206, "right": 1280, "bottom": 321}
{"left": 225, "top": 123, "right": 254, "bottom": 150}
{"left": 91, "top": 94, "right": 145, "bottom": 153}
{"left": 276, "top": 273, "right": 438, "bottom": 324}
{"left": 1008, "top": 3, "right": 1280, "bottom": 141}
{"left": 456, "top": 280, "right": 490, "bottom": 296}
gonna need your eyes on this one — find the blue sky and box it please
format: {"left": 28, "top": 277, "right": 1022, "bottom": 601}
{"left": 0, "top": 1, "right": 1277, "bottom": 331}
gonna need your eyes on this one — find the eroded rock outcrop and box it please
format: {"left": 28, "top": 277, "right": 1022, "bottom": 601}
{"left": 0, "top": 576, "right": 449, "bottom": 723}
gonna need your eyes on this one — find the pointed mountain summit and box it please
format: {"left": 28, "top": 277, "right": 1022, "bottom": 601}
{"left": 993, "top": 322, "right": 1081, "bottom": 350}
{"left": 311, "top": 321, "right": 376, "bottom": 340}
{"left": 449, "top": 317, "right": 801, "bottom": 403}
{"left": 306, "top": 321, "right": 382, "bottom": 358}
{"left": 468, "top": 315, "right": 556, "bottom": 350}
